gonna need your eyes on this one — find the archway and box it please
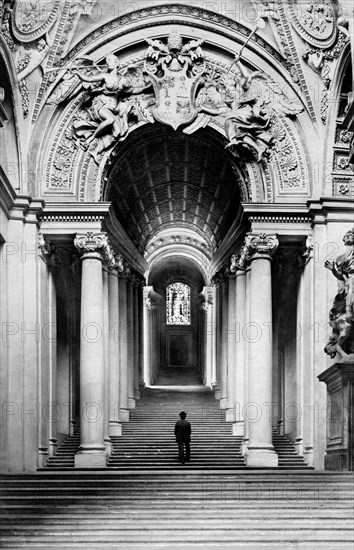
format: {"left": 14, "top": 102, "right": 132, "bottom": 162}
{"left": 104, "top": 123, "right": 244, "bottom": 387}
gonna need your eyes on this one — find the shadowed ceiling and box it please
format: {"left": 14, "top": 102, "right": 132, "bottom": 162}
{"left": 106, "top": 125, "right": 243, "bottom": 255}
{"left": 149, "top": 257, "right": 206, "bottom": 294}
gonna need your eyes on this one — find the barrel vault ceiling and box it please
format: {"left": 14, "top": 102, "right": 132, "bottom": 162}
{"left": 106, "top": 125, "right": 243, "bottom": 255}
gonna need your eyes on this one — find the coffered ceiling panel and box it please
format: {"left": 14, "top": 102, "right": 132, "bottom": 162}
{"left": 106, "top": 125, "right": 243, "bottom": 254}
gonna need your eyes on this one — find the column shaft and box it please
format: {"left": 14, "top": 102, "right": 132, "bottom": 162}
{"left": 75, "top": 251, "right": 106, "bottom": 468}
{"left": 242, "top": 266, "right": 251, "bottom": 455}
{"left": 103, "top": 269, "right": 112, "bottom": 455}
{"left": 226, "top": 276, "right": 236, "bottom": 421}
{"left": 127, "top": 281, "right": 136, "bottom": 409}
{"left": 108, "top": 271, "right": 122, "bottom": 436}
{"left": 246, "top": 249, "right": 278, "bottom": 467}
{"left": 119, "top": 277, "right": 129, "bottom": 421}
{"left": 233, "top": 270, "right": 246, "bottom": 436}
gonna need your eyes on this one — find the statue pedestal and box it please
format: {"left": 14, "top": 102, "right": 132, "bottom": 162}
{"left": 318, "top": 362, "right": 354, "bottom": 471}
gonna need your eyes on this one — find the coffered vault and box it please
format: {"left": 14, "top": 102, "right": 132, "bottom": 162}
{"left": 104, "top": 124, "right": 244, "bottom": 256}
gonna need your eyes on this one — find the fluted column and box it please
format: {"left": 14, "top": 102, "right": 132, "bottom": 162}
{"left": 108, "top": 256, "right": 123, "bottom": 436}
{"left": 244, "top": 233, "right": 279, "bottom": 468}
{"left": 74, "top": 232, "right": 115, "bottom": 468}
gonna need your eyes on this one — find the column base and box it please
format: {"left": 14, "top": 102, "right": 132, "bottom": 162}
{"left": 241, "top": 438, "right": 249, "bottom": 456}
{"left": 303, "top": 447, "right": 314, "bottom": 467}
{"left": 104, "top": 438, "right": 112, "bottom": 456}
{"left": 134, "top": 389, "right": 141, "bottom": 400}
{"left": 75, "top": 451, "right": 107, "bottom": 469}
{"left": 225, "top": 408, "right": 236, "bottom": 422}
{"left": 109, "top": 422, "right": 122, "bottom": 437}
{"left": 219, "top": 398, "right": 227, "bottom": 409}
{"left": 232, "top": 421, "right": 244, "bottom": 436}
{"left": 214, "top": 389, "right": 222, "bottom": 399}
{"left": 38, "top": 449, "right": 49, "bottom": 468}
{"left": 295, "top": 437, "right": 304, "bottom": 456}
{"left": 119, "top": 408, "right": 130, "bottom": 422}
{"left": 245, "top": 448, "right": 278, "bottom": 468}
{"left": 128, "top": 397, "right": 136, "bottom": 409}
{"left": 48, "top": 439, "right": 58, "bottom": 457}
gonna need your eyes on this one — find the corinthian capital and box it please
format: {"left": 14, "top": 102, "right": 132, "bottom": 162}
{"left": 74, "top": 232, "right": 116, "bottom": 268}
{"left": 244, "top": 233, "right": 279, "bottom": 259}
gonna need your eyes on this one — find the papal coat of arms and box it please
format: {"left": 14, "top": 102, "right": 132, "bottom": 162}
{"left": 144, "top": 30, "right": 206, "bottom": 130}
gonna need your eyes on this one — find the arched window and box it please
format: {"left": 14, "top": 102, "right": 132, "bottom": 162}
{"left": 166, "top": 283, "right": 191, "bottom": 325}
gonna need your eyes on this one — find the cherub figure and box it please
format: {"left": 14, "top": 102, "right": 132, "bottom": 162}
{"left": 324, "top": 229, "right": 354, "bottom": 359}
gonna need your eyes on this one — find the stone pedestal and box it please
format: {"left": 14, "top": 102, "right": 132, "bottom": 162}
{"left": 318, "top": 362, "right": 354, "bottom": 471}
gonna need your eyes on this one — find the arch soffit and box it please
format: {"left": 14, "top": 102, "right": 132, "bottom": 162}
{"left": 37, "top": 8, "right": 313, "bottom": 205}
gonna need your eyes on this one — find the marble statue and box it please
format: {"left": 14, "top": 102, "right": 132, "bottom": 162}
{"left": 324, "top": 228, "right": 354, "bottom": 359}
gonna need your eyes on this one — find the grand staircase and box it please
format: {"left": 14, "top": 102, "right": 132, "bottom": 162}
{"left": 1, "top": 471, "right": 353, "bottom": 548}
{"left": 1, "top": 388, "right": 353, "bottom": 548}
{"left": 46, "top": 388, "right": 310, "bottom": 470}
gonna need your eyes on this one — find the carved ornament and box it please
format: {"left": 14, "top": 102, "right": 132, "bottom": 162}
{"left": 37, "top": 233, "right": 61, "bottom": 270}
{"left": 74, "top": 232, "right": 115, "bottom": 267}
{"left": 47, "top": 31, "right": 303, "bottom": 167}
{"left": 288, "top": 0, "right": 337, "bottom": 49}
{"left": 244, "top": 233, "right": 279, "bottom": 259}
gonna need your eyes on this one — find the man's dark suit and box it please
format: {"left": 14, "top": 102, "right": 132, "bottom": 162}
{"left": 174, "top": 418, "right": 191, "bottom": 463}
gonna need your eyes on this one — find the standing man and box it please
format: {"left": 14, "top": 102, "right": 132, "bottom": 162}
{"left": 174, "top": 411, "right": 191, "bottom": 465}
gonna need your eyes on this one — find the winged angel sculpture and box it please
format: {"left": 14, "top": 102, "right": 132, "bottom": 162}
{"left": 185, "top": 54, "right": 304, "bottom": 162}
{"left": 46, "top": 31, "right": 304, "bottom": 164}
{"left": 47, "top": 53, "right": 153, "bottom": 161}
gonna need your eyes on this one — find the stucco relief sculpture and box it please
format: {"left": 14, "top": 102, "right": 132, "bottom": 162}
{"left": 188, "top": 55, "right": 303, "bottom": 162}
{"left": 144, "top": 30, "right": 206, "bottom": 130}
{"left": 47, "top": 30, "right": 303, "bottom": 165}
{"left": 324, "top": 229, "right": 354, "bottom": 360}
{"left": 48, "top": 54, "right": 153, "bottom": 161}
